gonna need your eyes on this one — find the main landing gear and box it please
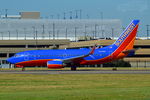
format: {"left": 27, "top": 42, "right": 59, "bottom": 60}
{"left": 71, "top": 66, "right": 77, "bottom": 71}
{"left": 22, "top": 66, "right": 25, "bottom": 71}
{"left": 15, "top": 65, "right": 26, "bottom": 71}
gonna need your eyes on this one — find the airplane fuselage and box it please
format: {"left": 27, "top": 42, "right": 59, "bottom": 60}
{"left": 7, "top": 44, "right": 127, "bottom": 68}
{"left": 7, "top": 20, "right": 139, "bottom": 69}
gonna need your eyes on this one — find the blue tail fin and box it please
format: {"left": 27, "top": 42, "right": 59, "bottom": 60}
{"left": 114, "top": 20, "right": 140, "bottom": 47}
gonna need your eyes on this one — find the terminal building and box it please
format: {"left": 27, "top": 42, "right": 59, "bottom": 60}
{"left": 0, "top": 13, "right": 149, "bottom": 68}
{"left": 0, "top": 19, "right": 121, "bottom": 41}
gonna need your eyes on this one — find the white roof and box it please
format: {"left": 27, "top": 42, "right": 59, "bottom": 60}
{"left": 0, "top": 15, "right": 21, "bottom": 18}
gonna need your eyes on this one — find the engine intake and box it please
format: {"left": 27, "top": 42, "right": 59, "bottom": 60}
{"left": 47, "top": 60, "right": 64, "bottom": 69}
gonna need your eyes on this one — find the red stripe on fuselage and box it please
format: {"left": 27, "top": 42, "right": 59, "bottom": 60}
{"left": 16, "top": 59, "right": 53, "bottom": 67}
{"left": 80, "top": 24, "right": 139, "bottom": 65}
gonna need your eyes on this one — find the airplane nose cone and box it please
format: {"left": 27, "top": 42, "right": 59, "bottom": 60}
{"left": 7, "top": 58, "right": 15, "bottom": 64}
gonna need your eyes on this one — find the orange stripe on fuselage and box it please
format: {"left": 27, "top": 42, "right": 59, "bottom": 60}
{"left": 112, "top": 25, "right": 138, "bottom": 57}
{"left": 80, "top": 24, "right": 139, "bottom": 65}
{"left": 114, "top": 36, "right": 136, "bottom": 59}
{"left": 47, "top": 64, "right": 64, "bottom": 69}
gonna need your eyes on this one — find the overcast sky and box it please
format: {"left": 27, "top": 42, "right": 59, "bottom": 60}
{"left": 0, "top": 0, "right": 149, "bottom": 36}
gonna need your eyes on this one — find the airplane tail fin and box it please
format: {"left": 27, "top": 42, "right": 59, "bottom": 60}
{"left": 113, "top": 20, "right": 140, "bottom": 50}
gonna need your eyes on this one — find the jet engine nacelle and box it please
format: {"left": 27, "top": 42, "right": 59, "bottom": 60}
{"left": 47, "top": 60, "right": 64, "bottom": 69}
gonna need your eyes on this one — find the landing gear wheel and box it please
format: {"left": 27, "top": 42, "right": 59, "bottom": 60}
{"left": 71, "top": 66, "right": 77, "bottom": 71}
{"left": 22, "top": 67, "right": 25, "bottom": 71}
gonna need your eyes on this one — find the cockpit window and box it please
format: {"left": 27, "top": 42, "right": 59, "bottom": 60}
{"left": 14, "top": 54, "right": 27, "bottom": 57}
{"left": 14, "top": 54, "right": 21, "bottom": 57}
{"left": 14, "top": 54, "right": 19, "bottom": 57}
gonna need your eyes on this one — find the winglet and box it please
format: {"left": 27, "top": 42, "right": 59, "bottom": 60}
{"left": 89, "top": 44, "right": 97, "bottom": 55}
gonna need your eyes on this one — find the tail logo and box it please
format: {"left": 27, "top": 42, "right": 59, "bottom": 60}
{"left": 115, "top": 22, "right": 136, "bottom": 46}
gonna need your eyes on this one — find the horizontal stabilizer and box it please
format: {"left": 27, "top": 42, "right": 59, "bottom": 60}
{"left": 122, "top": 48, "right": 140, "bottom": 54}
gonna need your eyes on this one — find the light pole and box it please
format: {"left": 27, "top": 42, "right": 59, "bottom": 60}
{"left": 75, "top": 27, "right": 78, "bottom": 41}
{"left": 32, "top": 26, "right": 35, "bottom": 39}
{"left": 92, "top": 31, "right": 95, "bottom": 39}
{"left": 69, "top": 11, "right": 72, "bottom": 19}
{"left": 63, "top": 12, "right": 66, "bottom": 20}
{"left": 100, "top": 12, "right": 103, "bottom": 39}
{"left": 0, "top": 32, "right": 3, "bottom": 40}
{"left": 16, "top": 30, "right": 18, "bottom": 40}
{"left": 95, "top": 24, "right": 98, "bottom": 38}
{"left": 65, "top": 28, "right": 68, "bottom": 39}
{"left": 84, "top": 25, "right": 88, "bottom": 40}
{"left": 8, "top": 31, "right": 10, "bottom": 40}
{"left": 57, "top": 30, "right": 59, "bottom": 39}
{"left": 53, "top": 23, "right": 55, "bottom": 39}
{"left": 146, "top": 25, "right": 150, "bottom": 39}
{"left": 49, "top": 31, "right": 51, "bottom": 40}
{"left": 75, "top": 10, "right": 78, "bottom": 19}
{"left": 42, "top": 24, "right": 45, "bottom": 39}
{"left": 111, "top": 28, "right": 114, "bottom": 40}
{"left": 102, "top": 30, "right": 105, "bottom": 38}
{"left": 5, "top": 9, "right": 8, "bottom": 19}
{"left": 35, "top": 30, "right": 38, "bottom": 48}
{"left": 24, "top": 28, "right": 27, "bottom": 40}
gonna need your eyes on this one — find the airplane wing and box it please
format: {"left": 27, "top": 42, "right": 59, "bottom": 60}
{"left": 62, "top": 44, "right": 96, "bottom": 63}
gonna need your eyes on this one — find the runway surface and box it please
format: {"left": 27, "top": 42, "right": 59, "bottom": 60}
{"left": 1, "top": 69, "right": 150, "bottom": 74}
